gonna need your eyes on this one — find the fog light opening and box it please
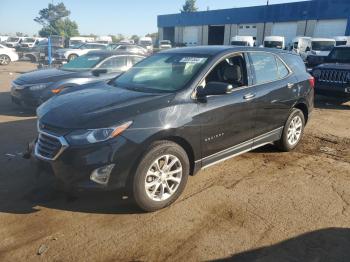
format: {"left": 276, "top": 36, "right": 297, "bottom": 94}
{"left": 90, "top": 164, "right": 115, "bottom": 185}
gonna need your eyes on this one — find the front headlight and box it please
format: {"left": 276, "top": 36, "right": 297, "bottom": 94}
{"left": 66, "top": 121, "right": 133, "bottom": 145}
{"left": 29, "top": 83, "right": 49, "bottom": 91}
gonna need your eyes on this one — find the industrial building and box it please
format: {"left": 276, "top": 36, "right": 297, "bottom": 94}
{"left": 157, "top": 0, "right": 350, "bottom": 46}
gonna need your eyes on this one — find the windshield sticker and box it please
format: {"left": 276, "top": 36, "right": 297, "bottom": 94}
{"left": 87, "top": 57, "right": 100, "bottom": 61}
{"left": 179, "top": 57, "right": 206, "bottom": 64}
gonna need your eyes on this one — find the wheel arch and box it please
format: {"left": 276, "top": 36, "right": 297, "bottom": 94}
{"left": 293, "top": 102, "right": 309, "bottom": 124}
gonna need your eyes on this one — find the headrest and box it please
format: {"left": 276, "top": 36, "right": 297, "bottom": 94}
{"left": 223, "top": 65, "right": 242, "bottom": 82}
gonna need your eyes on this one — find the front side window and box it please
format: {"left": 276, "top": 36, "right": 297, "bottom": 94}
{"left": 250, "top": 53, "right": 280, "bottom": 84}
{"left": 61, "top": 54, "right": 104, "bottom": 71}
{"left": 204, "top": 53, "right": 247, "bottom": 88}
{"left": 112, "top": 53, "right": 209, "bottom": 93}
{"left": 99, "top": 56, "right": 127, "bottom": 72}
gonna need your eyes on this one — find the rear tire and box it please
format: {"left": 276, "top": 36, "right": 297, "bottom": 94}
{"left": 276, "top": 108, "right": 305, "bottom": 152}
{"left": 0, "top": 55, "right": 11, "bottom": 65}
{"left": 132, "top": 141, "right": 189, "bottom": 212}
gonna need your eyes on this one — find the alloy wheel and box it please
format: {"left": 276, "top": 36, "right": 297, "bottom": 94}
{"left": 145, "top": 154, "right": 182, "bottom": 202}
{"left": 287, "top": 115, "right": 303, "bottom": 146}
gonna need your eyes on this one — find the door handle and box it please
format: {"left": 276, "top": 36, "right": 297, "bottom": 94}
{"left": 287, "top": 83, "right": 294, "bottom": 89}
{"left": 243, "top": 93, "right": 256, "bottom": 100}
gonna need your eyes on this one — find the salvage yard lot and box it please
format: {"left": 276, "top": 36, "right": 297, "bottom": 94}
{"left": 0, "top": 62, "right": 349, "bottom": 261}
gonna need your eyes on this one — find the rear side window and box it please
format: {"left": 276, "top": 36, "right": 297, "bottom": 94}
{"left": 249, "top": 53, "right": 279, "bottom": 84}
{"left": 276, "top": 58, "right": 289, "bottom": 78}
{"left": 280, "top": 53, "right": 306, "bottom": 74}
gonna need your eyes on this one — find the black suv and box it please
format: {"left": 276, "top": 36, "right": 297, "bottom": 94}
{"left": 312, "top": 46, "right": 350, "bottom": 99}
{"left": 32, "top": 46, "right": 314, "bottom": 212}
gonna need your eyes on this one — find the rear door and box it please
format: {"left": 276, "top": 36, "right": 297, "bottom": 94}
{"left": 248, "top": 52, "right": 298, "bottom": 145}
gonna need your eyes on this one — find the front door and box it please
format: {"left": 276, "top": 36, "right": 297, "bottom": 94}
{"left": 196, "top": 53, "right": 257, "bottom": 167}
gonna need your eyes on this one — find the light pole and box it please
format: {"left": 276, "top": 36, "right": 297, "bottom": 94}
{"left": 262, "top": 0, "right": 269, "bottom": 45}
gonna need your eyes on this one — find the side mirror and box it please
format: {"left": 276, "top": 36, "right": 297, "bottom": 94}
{"left": 92, "top": 68, "right": 108, "bottom": 77}
{"left": 197, "top": 82, "right": 234, "bottom": 98}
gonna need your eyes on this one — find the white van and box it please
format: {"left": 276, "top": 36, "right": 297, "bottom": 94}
{"left": 5, "top": 37, "right": 25, "bottom": 48}
{"left": 263, "top": 36, "right": 285, "bottom": 49}
{"left": 292, "top": 36, "right": 311, "bottom": 53}
{"left": 139, "top": 37, "right": 153, "bottom": 52}
{"left": 95, "top": 36, "right": 113, "bottom": 44}
{"left": 231, "top": 36, "right": 255, "bottom": 47}
{"left": 299, "top": 38, "right": 336, "bottom": 61}
{"left": 334, "top": 36, "right": 350, "bottom": 46}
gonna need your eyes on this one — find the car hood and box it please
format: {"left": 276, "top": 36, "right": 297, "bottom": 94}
{"left": 14, "top": 68, "right": 84, "bottom": 85}
{"left": 37, "top": 82, "right": 174, "bottom": 129}
{"left": 315, "top": 63, "right": 350, "bottom": 70}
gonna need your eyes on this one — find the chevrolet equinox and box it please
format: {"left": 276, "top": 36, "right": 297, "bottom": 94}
{"left": 33, "top": 46, "right": 314, "bottom": 212}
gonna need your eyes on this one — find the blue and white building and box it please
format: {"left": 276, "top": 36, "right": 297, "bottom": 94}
{"left": 157, "top": 0, "right": 350, "bottom": 46}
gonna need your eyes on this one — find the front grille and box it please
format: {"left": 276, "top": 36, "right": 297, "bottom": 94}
{"left": 35, "top": 132, "right": 68, "bottom": 161}
{"left": 318, "top": 70, "right": 348, "bottom": 84}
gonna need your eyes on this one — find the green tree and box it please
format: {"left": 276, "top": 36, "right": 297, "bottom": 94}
{"left": 180, "top": 0, "right": 198, "bottom": 12}
{"left": 34, "top": 2, "right": 79, "bottom": 37}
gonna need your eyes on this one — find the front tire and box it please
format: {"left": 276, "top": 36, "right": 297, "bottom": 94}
{"left": 133, "top": 141, "right": 189, "bottom": 212}
{"left": 68, "top": 54, "right": 78, "bottom": 62}
{"left": 276, "top": 108, "right": 305, "bottom": 152}
{"left": 0, "top": 55, "right": 11, "bottom": 65}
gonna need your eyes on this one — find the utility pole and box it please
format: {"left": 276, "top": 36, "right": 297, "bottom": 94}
{"left": 262, "top": 0, "right": 269, "bottom": 45}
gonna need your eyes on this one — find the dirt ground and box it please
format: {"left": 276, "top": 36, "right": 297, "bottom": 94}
{"left": 0, "top": 62, "right": 349, "bottom": 262}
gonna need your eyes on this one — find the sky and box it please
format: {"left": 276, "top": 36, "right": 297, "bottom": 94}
{"left": 0, "top": 0, "right": 307, "bottom": 37}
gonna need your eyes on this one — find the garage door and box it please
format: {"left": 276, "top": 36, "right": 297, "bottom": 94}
{"left": 314, "top": 19, "right": 347, "bottom": 38}
{"left": 272, "top": 22, "right": 297, "bottom": 45}
{"left": 183, "top": 26, "right": 199, "bottom": 46}
{"left": 238, "top": 24, "right": 257, "bottom": 38}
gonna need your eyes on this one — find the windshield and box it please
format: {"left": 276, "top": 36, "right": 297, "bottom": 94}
{"left": 231, "top": 41, "right": 248, "bottom": 46}
{"left": 22, "top": 38, "right": 35, "bottom": 43}
{"left": 140, "top": 41, "right": 152, "bottom": 46}
{"left": 336, "top": 41, "right": 347, "bottom": 46}
{"left": 327, "top": 48, "right": 350, "bottom": 62}
{"left": 112, "top": 53, "right": 209, "bottom": 93}
{"left": 264, "top": 41, "right": 283, "bottom": 49}
{"left": 311, "top": 41, "right": 335, "bottom": 51}
{"left": 61, "top": 54, "right": 105, "bottom": 71}
{"left": 7, "top": 37, "right": 19, "bottom": 42}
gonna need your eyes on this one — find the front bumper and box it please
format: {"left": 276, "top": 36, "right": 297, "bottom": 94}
{"left": 33, "top": 131, "right": 141, "bottom": 191}
{"left": 315, "top": 82, "right": 350, "bottom": 98}
{"left": 11, "top": 86, "right": 46, "bottom": 108}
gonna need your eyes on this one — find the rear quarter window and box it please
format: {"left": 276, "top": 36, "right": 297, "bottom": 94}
{"left": 280, "top": 53, "right": 306, "bottom": 74}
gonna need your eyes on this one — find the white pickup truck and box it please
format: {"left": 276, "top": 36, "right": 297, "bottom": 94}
{"left": 55, "top": 42, "right": 107, "bottom": 62}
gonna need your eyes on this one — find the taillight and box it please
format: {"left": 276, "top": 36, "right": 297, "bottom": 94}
{"left": 308, "top": 77, "right": 315, "bottom": 88}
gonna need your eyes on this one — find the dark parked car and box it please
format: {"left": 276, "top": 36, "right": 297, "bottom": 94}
{"left": 11, "top": 51, "right": 145, "bottom": 108}
{"left": 312, "top": 46, "right": 350, "bottom": 99}
{"left": 32, "top": 46, "right": 314, "bottom": 212}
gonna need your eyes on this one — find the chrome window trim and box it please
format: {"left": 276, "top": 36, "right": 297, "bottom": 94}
{"left": 192, "top": 50, "right": 294, "bottom": 99}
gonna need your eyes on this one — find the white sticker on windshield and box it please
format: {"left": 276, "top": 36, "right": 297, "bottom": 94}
{"left": 88, "top": 56, "right": 100, "bottom": 61}
{"left": 179, "top": 57, "right": 206, "bottom": 64}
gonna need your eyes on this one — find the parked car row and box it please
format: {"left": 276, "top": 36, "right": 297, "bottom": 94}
{"left": 11, "top": 51, "right": 146, "bottom": 107}
{"left": 10, "top": 46, "right": 315, "bottom": 212}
